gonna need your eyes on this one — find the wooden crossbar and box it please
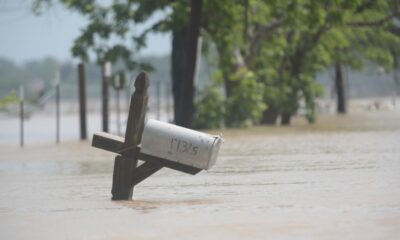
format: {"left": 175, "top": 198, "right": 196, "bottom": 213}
{"left": 92, "top": 132, "right": 201, "bottom": 175}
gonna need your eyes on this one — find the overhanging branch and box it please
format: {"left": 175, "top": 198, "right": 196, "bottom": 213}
{"left": 346, "top": 12, "right": 399, "bottom": 27}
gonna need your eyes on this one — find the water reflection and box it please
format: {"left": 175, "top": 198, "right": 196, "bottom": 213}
{"left": 117, "top": 199, "right": 217, "bottom": 213}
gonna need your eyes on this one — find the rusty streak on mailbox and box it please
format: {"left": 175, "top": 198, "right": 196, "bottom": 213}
{"left": 92, "top": 72, "right": 223, "bottom": 200}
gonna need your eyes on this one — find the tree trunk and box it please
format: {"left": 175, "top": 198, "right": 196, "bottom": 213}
{"left": 393, "top": 51, "right": 400, "bottom": 97}
{"left": 335, "top": 62, "right": 347, "bottom": 114}
{"left": 261, "top": 105, "right": 279, "bottom": 125}
{"left": 175, "top": 0, "right": 202, "bottom": 127}
{"left": 171, "top": 28, "right": 187, "bottom": 125}
{"left": 281, "top": 112, "right": 291, "bottom": 125}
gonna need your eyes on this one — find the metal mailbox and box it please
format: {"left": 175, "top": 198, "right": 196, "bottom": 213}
{"left": 140, "top": 119, "right": 223, "bottom": 170}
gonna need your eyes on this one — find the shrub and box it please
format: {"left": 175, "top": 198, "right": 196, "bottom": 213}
{"left": 193, "top": 84, "right": 226, "bottom": 129}
{"left": 225, "top": 69, "right": 267, "bottom": 127}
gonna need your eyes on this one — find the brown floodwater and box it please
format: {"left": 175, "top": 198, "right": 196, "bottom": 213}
{"left": 0, "top": 112, "right": 399, "bottom": 239}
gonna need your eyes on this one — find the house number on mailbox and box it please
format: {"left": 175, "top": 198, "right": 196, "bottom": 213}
{"left": 170, "top": 138, "right": 199, "bottom": 155}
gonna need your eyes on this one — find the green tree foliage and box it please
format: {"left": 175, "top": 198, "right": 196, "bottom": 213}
{"left": 202, "top": 0, "right": 400, "bottom": 126}
{"left": 33, "top": 0, "right": 400, "bottom": 128}
{"left": 193, "top": 83, "right": 225, "bottom": 129}
{"left": 33, "top": 0, "right": 155, "bottom": 70}
{"left": 34, "top": 0, "right": 200, "bottom": 127}
{"left": 224, "top": 68, "right": 266, "bottom": 127}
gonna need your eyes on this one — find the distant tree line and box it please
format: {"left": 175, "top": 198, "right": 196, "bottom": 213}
{"left": 0, "top": 55, "right": 395, "bottom": 102}
{"left": 0, "top": 55, "right": 172, "bottom": 100}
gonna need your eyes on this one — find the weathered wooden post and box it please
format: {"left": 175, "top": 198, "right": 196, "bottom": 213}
{"left": 111, "top": 72, "right": 148, "bottom": 199}
{"left": 92, "top": 72, "right": 223, "bottom": 200}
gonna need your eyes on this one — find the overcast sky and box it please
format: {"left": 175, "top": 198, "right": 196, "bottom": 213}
{"left": 0, "top": 0, "right": 171, "bottom": 63}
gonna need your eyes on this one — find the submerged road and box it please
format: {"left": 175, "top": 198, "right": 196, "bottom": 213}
{"left": 0, "top": 112, "right": 399, "bottom": 239}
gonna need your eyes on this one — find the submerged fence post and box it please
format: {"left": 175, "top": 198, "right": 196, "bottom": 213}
{"left": 78, "top": 63, "right": 87, "bottom": 140}
{"left": 102, "top": 62, "right": 111, "bottom": 132}
{"left": 19, "top": 85, "right": 24, "bottom": 148}
{"left": 116, "top": 88, "right": 121, "bottom": 136}
{"left": 156, "top": 80, "right": 161, "bottom": 120}
{"left": 55, "top": 68, "right": 60, "bottom": 144}
{"left": 166, "top": 80, "right": 171, "bottom": 122}
{"left": 111, "top": 71, "right": 125, "bottom": 136}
